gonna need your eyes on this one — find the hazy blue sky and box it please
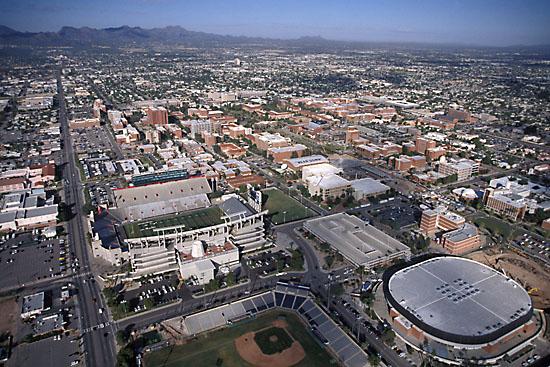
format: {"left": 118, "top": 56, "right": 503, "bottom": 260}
{"left": 1, "top": 0, "right": 549, "bottom": 46}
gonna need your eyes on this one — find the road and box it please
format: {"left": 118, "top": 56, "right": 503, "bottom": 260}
{"left": 264, "top": 221, "right": 410, "bottom": 367}
{"left": 58, "top": 69, "right": 117, "bottom": 367}
{"left": 115, "top": 214, "right": 409, "bottom": 366}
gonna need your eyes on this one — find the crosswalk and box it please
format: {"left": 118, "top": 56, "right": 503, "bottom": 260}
{"left": 82, "top": 321, "right": 113, "bottom": 334}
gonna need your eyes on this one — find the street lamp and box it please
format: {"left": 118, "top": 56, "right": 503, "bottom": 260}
{"left": 283, "top": 211, "right": 287, "bottom": 224}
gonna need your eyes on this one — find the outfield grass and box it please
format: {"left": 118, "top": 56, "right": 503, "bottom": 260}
{"left": 254, "top": 326, "right": 293, "bottom": 355}
{"left": 124, "top": 206, "right": 224, "bottom": 238}
{"left": 143, "top": 311, "right": 336, "bottom": 367}
{"left": 262, "top": 188, "right": 316, "bottom": 225}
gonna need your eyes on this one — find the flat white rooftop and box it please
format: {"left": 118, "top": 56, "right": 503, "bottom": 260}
{"left": 304, "top": 213, "right": 410, "bottom": 267}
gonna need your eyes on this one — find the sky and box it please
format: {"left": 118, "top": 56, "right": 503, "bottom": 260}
{"left": 0, "top": 0, "right": 549, "bottom": 46}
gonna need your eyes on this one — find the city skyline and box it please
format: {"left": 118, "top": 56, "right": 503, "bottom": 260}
{"left": 1, "top": 0, "right": 550, "bottom": 47}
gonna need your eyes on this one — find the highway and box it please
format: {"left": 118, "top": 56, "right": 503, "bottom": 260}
{"left": 57, "top": 69, "right": 117, "bottom": 367}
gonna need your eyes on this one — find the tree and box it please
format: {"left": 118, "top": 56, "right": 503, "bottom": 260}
{"left": 356, "top": 265, "right": 365, "bottom": 284}
{"left": 325, "top": 255, "right": 335, "bottom": 269}
{"left": 205, "top": 278, "right": 220, "bottom": 293}
{"left": 143, "top": 298, "right": 155, "bottom": 310}
{"left": 381, "top": 329, "right": 395, "bottom": 345}
{"left": 116, "top": 346, "right": 134, "bottom": 367}
{"left": 289, "top": 249, "right": 304, "bottom": 270}
{"left": 226, "top": 272, "right": 236, "bottom": 287}
{"left": 330, "top": 283, "right": 344, "bottom": 297}
{"left": 116, "top": 330, "right": 130, "bottom": 346}
{"left": 368, "top": 353, "right": 380, "bottom": 366}
{"left": 116, "top": 302, "right": 129, "bottom": 315}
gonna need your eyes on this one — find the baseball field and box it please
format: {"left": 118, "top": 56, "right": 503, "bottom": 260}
{"left": 143, "top": 310, "right": 338, "bottom": 367}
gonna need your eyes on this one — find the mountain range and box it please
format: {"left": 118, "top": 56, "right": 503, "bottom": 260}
{"left": 0, "top": 25, "right": 548, "bottom": 52}
{"left": 0, "top": 25, "right": 332, "bottom": 48}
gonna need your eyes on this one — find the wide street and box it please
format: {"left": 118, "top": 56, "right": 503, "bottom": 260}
{"left": 58, "top": 68, "right": 117, "bottom": 367}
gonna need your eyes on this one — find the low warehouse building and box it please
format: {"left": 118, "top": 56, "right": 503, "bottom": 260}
{"left": 303, "top": 213, "right": 410, "bottom": 268}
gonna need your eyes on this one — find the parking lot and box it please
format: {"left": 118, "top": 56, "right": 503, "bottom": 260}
{"left": 515, "top": 233, "right": 549, "bottom": 262}
{"left": 7, "top": 331, "right": 81, "bottom": 367}
{"left": 371, "top": 203, "right": 421, "bottom": 230}
{"left": 71, "top": 127, "right": 112, "bottom": 155}
{"left": 87, "top": 182, "right": 117, "bottom": 208}
{"left": 0, "top": 233, "right": 69, "bottom": 290}
{"left": 122, "top": 273, "right": 182, "bottom": 313}
{"left": 244, "top": 249, "right": 293, "bottom": 277}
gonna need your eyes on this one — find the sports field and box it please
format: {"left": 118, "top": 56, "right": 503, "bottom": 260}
{"left": 124, "top": 206, "right": 224, "bottom": 238}
{"left": 143, "top": 311, "right": 337, "bottom": 367}
{"left": 262, "top": 188, "right": 316, "bottom": 225}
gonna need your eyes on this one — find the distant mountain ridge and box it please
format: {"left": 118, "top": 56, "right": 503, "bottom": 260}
{"left": 0, "top": 25, "right": 327, "bottom": 47}
{"left": 0, "top": 25, "right": 549, "bottom": 51}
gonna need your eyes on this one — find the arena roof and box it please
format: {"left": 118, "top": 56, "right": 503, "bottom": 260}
{"left": 385, "top": 256, "right": 533, "bottom": 345}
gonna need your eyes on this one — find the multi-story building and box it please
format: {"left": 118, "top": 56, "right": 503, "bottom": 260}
{"left": 254, "top": 132, "right": 289, "bottom": 151}
{"left": 146, "top": 107, "right": 168, "bottom": 125}
{"left": 415, "top": 137, "right": 436, "bottom": 154}
{"left": 441, "top": 223, "right": 482, "bottom": 254}
{"left": 438, "top": 158, "right": 479, "bottom": 182}
{"left": 420, "top": 207, "right": 465, "bottom": 236}
{"left": 345, "top": 126, "right": 360, "bottom": 144}
{"left": 69, "top": 117, "right": 100, "bottom": 129}
{"left": 267, "top": 144, "right": 307, "bottom": 163}
{"left": 284, "top": 155, "right": 329, "bottom": 172}
{"left": 483, "top": 188, "right": 527, "bottom": 221}
{"left": 145, "top": 129, "right": 161, "bottom": 144}
{"left": 219, "top": 143, "right": 246, "bottom": 158}
{"left": 425, "top": 146, "right": 446, "bottom": 160}
{"left": 187, "top": 119, "right": 211, "bottom": 138}
{"left": 393, "top": 155, "right": 426, "bottom": 172}
{"left": 305, "top": 174, "right": 351, "bottom": 201}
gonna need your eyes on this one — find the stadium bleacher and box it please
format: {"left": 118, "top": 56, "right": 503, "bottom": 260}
{"left": 181, "top": 282, "right": 371, "bottom": 367}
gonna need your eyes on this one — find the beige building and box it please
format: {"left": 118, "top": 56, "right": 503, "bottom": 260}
{"left": 438, "top": 158, "right": 480, "bottom": 182}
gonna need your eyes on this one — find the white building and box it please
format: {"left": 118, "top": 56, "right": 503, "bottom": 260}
{"left": 438, "top": 158, "right": 480, "bottom": 182}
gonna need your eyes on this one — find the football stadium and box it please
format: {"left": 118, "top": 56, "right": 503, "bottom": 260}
{"left": 381, "top": 255, "right": 544, "bottom": 364}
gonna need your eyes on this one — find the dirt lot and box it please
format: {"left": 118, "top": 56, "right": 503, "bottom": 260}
{"left": 468, "top": 248, "right": 550, "bottom": 309}
{"left": 235, "top": 320, "right": 305, "bottom": 367}
{"left": 0, "top": 296, "right": 18, "bottom": 336}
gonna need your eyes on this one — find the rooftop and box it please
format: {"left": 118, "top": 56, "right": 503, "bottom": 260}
{"left": 350, "top": 178, "right": 390, "bottom": 195}
{"left": 304, "top": 213, "right": 410, "bottom": 267}
{"left": 387, "top": 257, "right": 532, "bottom": 341}
{"left": 443, "top": 223, "right": 478, "bottom": 243}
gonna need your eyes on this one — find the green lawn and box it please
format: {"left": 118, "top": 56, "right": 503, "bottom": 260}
{"left": 254, "top": 327, "right": 293, "bottom": 355}
{"left": 124, "top": 206, "right": 224, "bottom": 238}
{"left": 262, "top": 188, "right": 316, "bottom": 225}
{"left": 473, "top": 215, "right": 515, "bottom": 239}
{"left": 143, "top": 311, "right": 336, "bottom": 367}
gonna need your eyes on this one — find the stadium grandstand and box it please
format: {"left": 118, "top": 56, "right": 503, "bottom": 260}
{"left": 109, "top": 176, "right": 212, "bottom": 222}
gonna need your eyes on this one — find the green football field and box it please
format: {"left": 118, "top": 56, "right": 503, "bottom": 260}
{"left": 143, "top": 310, "right": 337, "bottom": 367}
{"left": 124, "top": 206, "right": 224, "bottom": 238}
{"left": 262, "top": 188, "right": 316, "bottom": 225}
